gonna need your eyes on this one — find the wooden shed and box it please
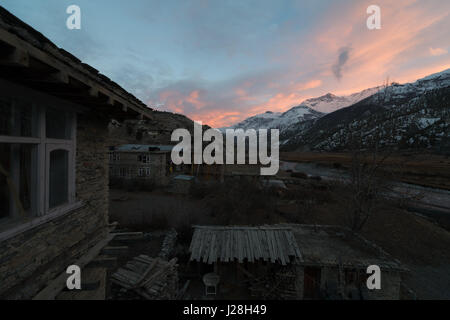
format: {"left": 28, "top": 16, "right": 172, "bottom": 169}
{"left": 188, "top": 225, "right": 303, "bottom": 299}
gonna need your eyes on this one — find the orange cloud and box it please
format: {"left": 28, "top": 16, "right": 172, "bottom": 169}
{"left": 430, "top": 47, "right": 448, "bottom": 56}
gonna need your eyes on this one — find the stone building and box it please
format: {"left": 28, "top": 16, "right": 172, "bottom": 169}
{"left": 0, "top": 7, "right": 151, "bottom": 299}
{"left": 290, "top": 224, "right": 406, "bottom": 300}
{"left": 188, "top": 224, "right": 406, "bottom": 300}
{"left": 109, "top": 144, "right": 175, "bottom": 186}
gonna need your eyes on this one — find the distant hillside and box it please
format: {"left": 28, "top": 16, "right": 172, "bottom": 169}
{"left": 108, "top": 110, "right": 207, "bottom": 146}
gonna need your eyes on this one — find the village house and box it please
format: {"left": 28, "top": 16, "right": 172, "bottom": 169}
{"left": 0, "top": 7, "right": 152, "bottom": 299}
{"left": 109, "top": 144, "right": 176, "bottom": 186}
{"left": 188, "top": 224, "right": 406, "bottom": 300}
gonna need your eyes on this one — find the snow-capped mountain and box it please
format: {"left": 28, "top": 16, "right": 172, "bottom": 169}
{"left": 283, "top": 68, "right": 450, "bottom": 152}
{"left": 221, "top": 86, "right": 382, "bottom": 132}
{"left": 221, "top": 106, "right": 323, "bottom": 132}
{"left": 298, "top": 87, "right": 382, "bottom": 113}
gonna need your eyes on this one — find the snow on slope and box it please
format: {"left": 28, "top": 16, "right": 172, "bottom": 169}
{"left": 373, "top": 68, "right": 450, "bottom": 103}
{"left": 299, "top": 87, "right": 382, "bottom": 113}
{"left": 221, "top": 86, "right": 382, "bottom": 131}
{"left": 221, "top": 107, "right": 323, "bottom": 132}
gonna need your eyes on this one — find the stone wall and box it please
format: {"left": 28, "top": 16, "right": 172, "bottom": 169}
{"left": 0, "top": 113, "right": 110, "bottom": 299}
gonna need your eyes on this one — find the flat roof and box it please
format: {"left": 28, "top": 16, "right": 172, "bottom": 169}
{"left": 174, "top": 175, "right": 195, "bottom": 181}
{"left": 114, "top": 144, "right": 174, "bottom": 152}
{"left": 289, "top": 224, "right": 406, "bottom": 271}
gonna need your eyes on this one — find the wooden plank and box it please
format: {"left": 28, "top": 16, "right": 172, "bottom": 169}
{"left": 237, "top": 230, "right": 243, "bottom": 263}
{"left": 113, "top": 232, "right": 144, "bottom": 241}
{"left": 101, "top": 246, "right": 128, "bottom": 255}
{"left": 251, "top": 230, "right": 260, "bottom": 261}
{"left": 219, "top": 230, "right": 224, "bottom": 262}
{"left": 269, "top": 231, "right": 277, "bottom": 263}
{"left": 275, "top": 231, "right": 286, "bottom": 266}
{"left": 207, "top": 233, "right": 216, "bottom": 265}
{"left": 33, "top": 233, "right": 115, "bottom": 300}
{"left": 225, "top": 230, "right": 230, "bottom": 262}
{"left": 246, "top": 231, "right": 254, "bottom": 263}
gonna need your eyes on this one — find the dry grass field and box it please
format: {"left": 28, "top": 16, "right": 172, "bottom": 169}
{"left": 281, "top": 151, "right": 450, "bottom": 190}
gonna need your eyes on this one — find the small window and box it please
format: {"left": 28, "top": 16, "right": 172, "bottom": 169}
{"left": 0, "top": 97, "right": 37, "bottom": 137}
{"left": 49, "top": 149, "right": 69, "bottom": 209}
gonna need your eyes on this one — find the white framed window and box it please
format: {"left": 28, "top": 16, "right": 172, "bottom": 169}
{"left": 109, "top": 152, "right": 120, "bottom": 162}
{"left": 138, "top": 154, "right": 150, "bottom": 164}
{"left": 0, "top": 94, "right": 76, "bottom": 222}
{"left": 138, "top": 167, "right": 150, "bottom": 177}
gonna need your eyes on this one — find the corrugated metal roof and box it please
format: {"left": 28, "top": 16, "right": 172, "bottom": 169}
{"left": 189, "top": 226, "right": 302, "bottom": 265}
{"left": 114, "top": 144, "right": 174, "bottom": 152}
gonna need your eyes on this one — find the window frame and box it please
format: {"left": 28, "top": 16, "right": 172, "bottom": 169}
{"left": 0, "top": 92, "right": 77, "bottom": 222}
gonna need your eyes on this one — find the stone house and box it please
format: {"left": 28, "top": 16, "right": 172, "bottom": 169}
{"left": 290, "top": 224, "right": 406, "bottom": 300}
{"left": 109, "top": 144, "right": 175, "bottom": 186}
{"left": 0, "top": 7, "right": 151, "bottom": 299}
{"left": 188, "top": 224, "right": 406, "bottom": 300}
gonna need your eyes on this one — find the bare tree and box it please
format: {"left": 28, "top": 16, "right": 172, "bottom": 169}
{"left": 345, "top": 131, "right": 390, "bottom": 232}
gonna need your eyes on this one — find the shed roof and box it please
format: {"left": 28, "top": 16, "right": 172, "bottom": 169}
{"left": 189, "top": 226, "right": 302, "bottom": 265}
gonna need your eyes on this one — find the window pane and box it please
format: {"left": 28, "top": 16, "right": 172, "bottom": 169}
{"left": 46, "top": 108, "right": 71, "bottom": 139}
{"left": 0, "top": 97, "right": 36, "bottom": 137}
{"left": 0, "top": 143, "right": 35, "bottom": 219}
{"left": 49, "top": 149, "right": 69, "bottom": 209}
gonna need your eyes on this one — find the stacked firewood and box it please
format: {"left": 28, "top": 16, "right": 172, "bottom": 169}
{"left": 111, "top": 255, "right": 178, "bottom": 300}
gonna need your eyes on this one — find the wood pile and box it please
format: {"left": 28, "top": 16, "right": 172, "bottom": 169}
{"left": 111, "top": 255, "right": 178, "bottom": 300}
